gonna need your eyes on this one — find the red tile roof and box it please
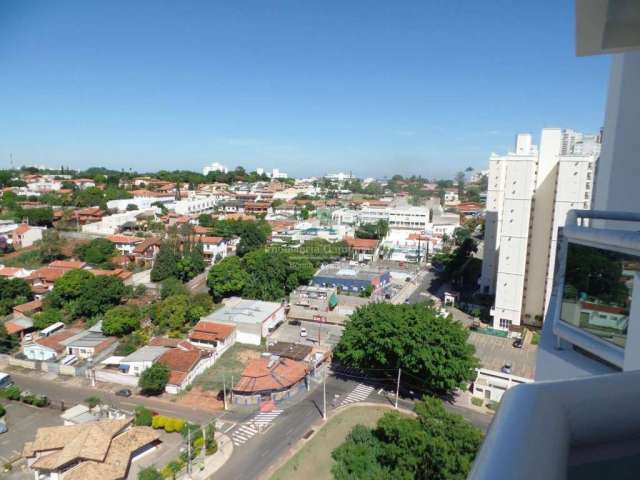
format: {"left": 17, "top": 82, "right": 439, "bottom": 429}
{"left": 13, "top": 299, "right": 43, "bottom": 315}
{"left": 49, "top": 260, "right": 87, "bottom": 269}
{"left": 157, "top": 349, "right": 203, "bottom": 386}
{"left": 28, "top": 267, "right": 68, "bottom": 283}
{"left": 234, "top": 357, "right": 308, "bottom": 394}
{"left": 344, "top": 236, "right": 379, "bottom": 250}
{"left": 106, "top": 235, "right": 145, "bottom": 245}
{"left": 197, "top": 236, "right": 224, "bottom": 245}
{"left": 13, "top": 224, "right": 30, "bottom": 235}
{"left": 189, "top": 321, "right": 235, "bottom": 343}
{"left": 0, "top": 267, "right": 22, "bottom": 277}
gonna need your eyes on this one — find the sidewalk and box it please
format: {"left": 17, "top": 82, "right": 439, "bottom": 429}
{"left": 182, "top": 432, "right": 233, "bottom": 480}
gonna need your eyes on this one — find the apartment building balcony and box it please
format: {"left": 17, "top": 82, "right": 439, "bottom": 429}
{"left": 469, "top": 210, "right": 640, "bottom": 480}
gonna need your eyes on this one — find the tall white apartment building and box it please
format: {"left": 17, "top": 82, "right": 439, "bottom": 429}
{"left": 480, "top": 129, "right": 600, "bottom": 330}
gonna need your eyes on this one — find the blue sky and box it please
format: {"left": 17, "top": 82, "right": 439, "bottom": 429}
{"left": 0, "top": 0, "right": 609, "bottom": 178}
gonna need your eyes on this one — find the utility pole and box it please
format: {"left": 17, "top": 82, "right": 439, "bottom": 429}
{"left": 323, "top": 363, "right": 327, "bottom": 420}
{"left": 395, "top": 368, "right": 401, "bottom": 409}
{"left": 223, "top": 372, "right": 227, "bottom": 410}
{"left": 187, "top": 427, "right": 192, "bottom": 474}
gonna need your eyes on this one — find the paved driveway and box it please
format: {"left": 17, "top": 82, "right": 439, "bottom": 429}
{"left": 0, "top": 401, "right": 62, "bottom": 466}
{"left": 269, "top": 320, "right": 343, "bottom": 349}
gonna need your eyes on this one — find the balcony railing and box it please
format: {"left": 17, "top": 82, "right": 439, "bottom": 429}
{"left": 469, "top": 210, "right": 640, "bottom": 480}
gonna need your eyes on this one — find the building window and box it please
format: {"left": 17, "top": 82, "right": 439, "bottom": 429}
{"left": 499, "top": 319, "right": 512, "bottom": 329}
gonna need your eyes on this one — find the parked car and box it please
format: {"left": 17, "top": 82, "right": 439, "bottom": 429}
{"left": 501, "top": 363, "right": 512, "bottom": 374}
{"left": 288, "top": 319, "right": 301, "bottom": 326}
{"left": 512, "top": 339, "right": 523, "bottom": 349}
{"left": 0, "top": 372, "right": 12, "bottom": 389}
{"left": 0, "top": 422, "right": 7, "bottom": 434}
{"left": 299, "top": 327, "right": 308, "bottom": 338}
{"left": 115, "top": 388, "right": 132, "bottom": 397}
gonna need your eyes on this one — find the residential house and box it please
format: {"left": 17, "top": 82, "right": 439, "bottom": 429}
{"left": 132, "top": 237, "right": 161, "bottom": 267}
{"left": 23, "top": 328, "right": 82, "bottom": 361}
{"left": 23, "top": 418, "right": 160, "bottom": 480}
{"left": 74, "top": 207, "right": 105, "bottom": 225}
{"left": 157, "top": 347, "right": 214, "bottom": 394}
{"left": 106, "top": 235, "right": 145, "bottom": 255}
{"left": 343, "top": 236, "right": 379, "bottom": 262}
{"left": 118, "top": 346, "right": 168, "bottom": 377}
{"left": 63, "top": 328, "right": 118, "bottom": 361}
{"left": 195, "top": 236, "right": 227, "bottom": 264}
{"left": 188, "top": 321, "right": 236, "bottom": 354}
{"left": 11, "top": 224, "right": 44, "bottom": 249}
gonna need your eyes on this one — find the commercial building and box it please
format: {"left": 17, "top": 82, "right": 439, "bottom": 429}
{"left": 480, "top": 129, "right": 600, "bottom": 330}
{"left": 201, "top": 297, "right": 285, "bottom": 345}
{"left": 312, "top": 264, "right": 391, "bottom": 294}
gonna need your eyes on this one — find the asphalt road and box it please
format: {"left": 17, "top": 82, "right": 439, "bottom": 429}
{"left": 214, "top": 373, "right": 492, "bottom": 480}
{"left": 7, "top": 370, "right": 218, "bottom": 424}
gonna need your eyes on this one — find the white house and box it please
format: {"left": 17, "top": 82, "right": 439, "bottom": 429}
{"left": 106, "top": 235, "right": 145, "bottom": 255}
{"left": 118, "top": 346, "right": 168, "bottom": 377}
{"left": 196, "top": 236, "right": 227, "bottom": 264}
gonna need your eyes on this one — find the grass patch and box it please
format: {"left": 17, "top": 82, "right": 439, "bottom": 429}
{"left": 192, "top": 343, "right": 264, "bottom": 392}
{"left": 471, "top": 397, "right": 483, "bottom": 407}
{"left": 531, "top": 332, "right": 540, "bottom": 345}
{"left": 2, "top": 249, "right": 44, "bottom": 269}
{"left": 270, "top": 406, "right": 392, "bottom": 480}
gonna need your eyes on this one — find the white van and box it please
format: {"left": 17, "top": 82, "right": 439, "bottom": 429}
{"left": 0, "top": 373, "right": 12, "bottom": 388}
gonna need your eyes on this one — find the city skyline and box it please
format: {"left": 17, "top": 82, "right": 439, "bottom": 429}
{"left": 1, "top": 0, "right": 608, "bottom": 177}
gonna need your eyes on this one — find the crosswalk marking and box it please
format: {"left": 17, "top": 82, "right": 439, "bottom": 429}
{"left": 231, "top": 409, "right": 284, "bottom": 446}
{"left": 340, "top": 384, "right": 374, "bottom": 406}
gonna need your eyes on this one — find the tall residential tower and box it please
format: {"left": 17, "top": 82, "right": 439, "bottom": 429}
{"left": 480, "top": 128, "right": 601, "bottom": 330}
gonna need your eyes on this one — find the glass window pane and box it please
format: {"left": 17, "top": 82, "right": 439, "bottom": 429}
{"left": 560, "top": 242, "right": 639, "bottom": 349}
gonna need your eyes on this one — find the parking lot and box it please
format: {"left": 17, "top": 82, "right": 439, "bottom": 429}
{"left": 0, "top": 401, "right": 62, "bottom": 468}
{"left": 468, "top": 331, "right": 538, "bottom": 379}
{"left": 269, "top": 319, "right": 344, "bottom": 349}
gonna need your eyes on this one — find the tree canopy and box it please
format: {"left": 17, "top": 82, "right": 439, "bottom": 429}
{"left": 139, "top": 362, "right": 170, "bottom": 395}
{"left": 46, "top": 269, "right": 127, "bottom": 320}
{"left": 334, "top": 303, "right": 478, "bottom": 396}
{"left": 0, "top": 277, "right": 33, "bottom": 316}
{"left": 102, "top": 305, "right": 142, "bottom": 337}
{"left": 207, "top": 248, "right": 315, "bottom": 303}
{"left": 74, "top": 238, "right": 116, "bottom": 266}
{"left": 332, "top": 397, "right": 483, "bottom": 480}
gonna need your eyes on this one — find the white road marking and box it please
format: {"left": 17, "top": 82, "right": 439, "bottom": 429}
{"left": 230, "top": 409, "right": 284, "bottom": 446}
{"left": 340, "top": 384, "right": 374, "bottom": 406}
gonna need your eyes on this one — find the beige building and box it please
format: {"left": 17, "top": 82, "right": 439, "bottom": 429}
{"left": 480, "top": 129, "right": 600, "bottom": 330}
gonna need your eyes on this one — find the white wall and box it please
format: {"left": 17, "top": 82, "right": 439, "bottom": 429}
{"left": 592, "top": 52, "right": 640, "bottom": 227}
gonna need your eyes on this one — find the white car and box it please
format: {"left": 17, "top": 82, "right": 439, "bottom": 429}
{"left": 300, "top": 328, "right": 308, "bottom": 337}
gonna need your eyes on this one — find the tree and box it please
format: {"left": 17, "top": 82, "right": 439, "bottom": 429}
{"left": 74, "top": 238, "right": 116, "bottom": 266}
{"left": 161, "top": 277, "right": 188, "bottom": 299}
{"left": 39, "top": 230, "right": 66, "bottom": 263}
{"left": 332, "top": 397, "right": 483, "bottom": 480}
{"left": 138, "top": 466, "right": 163, "bottom": 480}
{"left": 207, "top": 256, "right": 250, "bottom": 302}
{"left": 152, "top": 294, "right": 192, "bottom": 334}
{"left": 134, "top": 405, "right": 154, "bottom": 426}
{"left": 47, "top": 269, "right": 126, "bottom": 320}
{"left": 198, "top": 213, "right": 214, "bottom": 227}
{"left": 334, "top": 303, "right": 478, "bottom": 396}
{"left": 102, "top": 305, "right": 141, "bottom": 337}
{"left": 455, "top": 171, "right": 466, "bottom": 197}
{"left": 33, "top": 308, "right": 64, "bottom": 329}
{"left": 20, "top": 207, "right": 54, "bottom": 227}
{"left": 0, "top": 324, "right": 19, "bottom": 353}
{"left": 236, "top": 221, "right": 268, "bottom": 256}
{"left": 139, "top": 362, "right": 170, "bottom": 395}
{"left": 0, "top": 277, "right": 33, "bottom": 315}
{"left": 150, "top": 242, "right": 178, "bottom": 282}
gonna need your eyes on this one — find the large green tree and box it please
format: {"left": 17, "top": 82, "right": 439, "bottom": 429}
{"left": 102, "top": 305, "right": 142, "bottom": 337}
{"left": 334, "top": 303, "right": 478, "bottom": 396}
{"left": 332, "top": 397, "right": 483, "bottom": 480}
{"left": 236, "top": 221, "right": 268, "bottom": 256}
{"left": 39, "top": 230, "right": 66, "bottom": 263}
{"left": 33, "top": 308, "right": 64, "bottom": 330}
{"left": 151, "top": 294, "right": 204, "bottom": 335}
{"left": 207, "top": 256, "right": 250, "bottom": 302}
{"left": 47, "top": 269, "right": 126, "bottom": 320}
